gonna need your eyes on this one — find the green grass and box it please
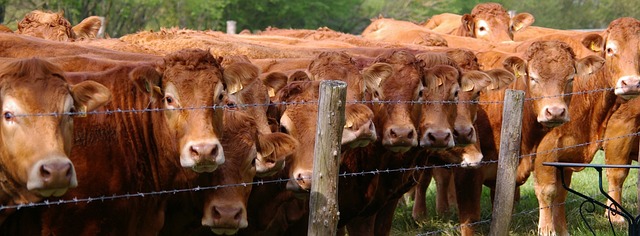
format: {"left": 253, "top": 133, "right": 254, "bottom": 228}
{"left": 392, "top": 151, "right": 640, "bottom": 235}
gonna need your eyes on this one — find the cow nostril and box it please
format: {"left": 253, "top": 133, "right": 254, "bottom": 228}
{"left": 407, "top": 130, "right": 414, "bottom": 139}
{"left": 234, "top": 209, "right": 242, "bottom": 221}
{"left": 211, "top": 145, "right": 219, "bottom": 159}
{"left": 444, "top": 132, "right": 451, "bottom": 141}
{"left": 190, "top": 146, "right": 199, "bottom": 158}
{"left": 452, "top": 129, "right": 460, "bottom": 138}
{"left": 389, "top": 129, "right": 397, "bottom": 138}
{"left": 428, "top": 132, "right": 436, "bottom": 142}
{"left": 40, "top": 165, "right": 51, "bottom": 180}
{"left": 622, "top": 80, "right": 628, "bottom": 86}
{"left": 213, "top": 207, "right": 222, "bottom": 220}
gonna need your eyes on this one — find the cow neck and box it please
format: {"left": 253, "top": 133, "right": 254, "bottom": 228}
{"left": 560, "top": 68, "right": 618, "bottom": 163}
{"left": 0, "top": 168, "right": 42, "bottom": 225}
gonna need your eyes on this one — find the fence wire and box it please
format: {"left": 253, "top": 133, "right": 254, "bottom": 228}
{"left": 1, "top": 129, "right": 638, "bottom": 212}
{"left": 416, "top": 178, "right": 639, "bottom": 236}
{"left": 9, "top": 85, "right": 621, "bottom": 118}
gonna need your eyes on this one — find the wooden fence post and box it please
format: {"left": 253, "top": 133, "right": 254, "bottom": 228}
{"left": 489, "top": 89, "right": 525, "bottom": 236}
{"left": 307, "top": 80, "right": 346, "bottom": 236}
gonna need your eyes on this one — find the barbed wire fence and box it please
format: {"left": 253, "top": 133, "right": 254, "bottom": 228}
{"left": 1, "top": 84, "right": 638, "bottom": 235}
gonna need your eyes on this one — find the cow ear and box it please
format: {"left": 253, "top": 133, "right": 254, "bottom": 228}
{"left": 130, "top": 65, "right": 163, "bottom": 101}
{"left": 362, "top": 62, "right": 393, "bottom": 100}
{"left": 461, "top": 14, "right": 474, "bottom": 37}
{"left": 485, "top": 68, "right": 516, "bottom": 90}
{"left": 255, "top": 132, "right": 299, "bottom": 177}
{"left": 70, "top": 80, "right": 111, "bottom": 115}
{"left": 461, "top": 71, "right": 492, "bottom": 92}
{"left": 510, "top": 13, "right": 535, "bottom": 32}
{"left": 576, "top": 55, "right": 605, "bottom": 77}
{"left": 263, "top": 72, "right": 289, "bottom": 97}
{"left": 502, "top": 56, "right": 527, "bottom": 83}
{"left": 223, "top": 62, "right": 259, "bottom": 95}
{"left": 582, "top": 34, "right": 604, "bottom": 53}
{"left": 274, "top": 81, "right": 310, "bottom": 103}
{"left": 288, "top": 70, "right": 311, "bottom": 82}
{"left": 72, "top": 16, "right": 102, "bottom": 40}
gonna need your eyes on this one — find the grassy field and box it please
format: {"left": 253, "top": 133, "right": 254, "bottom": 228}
{"left": 392, "top": 151, "right": 639, "bottom": 235}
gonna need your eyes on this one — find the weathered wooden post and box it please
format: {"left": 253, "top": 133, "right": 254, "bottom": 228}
{"left": 637, "top": 140, "right": 640, "bottom": 213}
{"left": 489, "top": 89, "right": 525, "bottom": 236}
{"left": 307, "top": 80, "right": 346, "bottom": 236}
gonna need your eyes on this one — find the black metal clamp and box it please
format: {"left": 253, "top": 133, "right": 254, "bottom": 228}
{"left": 543, "top": 162, "right": 640, "bottom": 236}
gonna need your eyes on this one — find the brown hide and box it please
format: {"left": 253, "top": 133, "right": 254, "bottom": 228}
{"left": 0, "top": 58, "right": 110, "bottom": 225}
{"left": 534, "top": 17, "right": 640, "bottom": 235}
{"left": 1, "top": 49, "right": 244, "bottom": 235}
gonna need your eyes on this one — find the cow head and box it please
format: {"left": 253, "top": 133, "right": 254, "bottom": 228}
{"left": 129, "top": 49, "right": 245, "bottom": 173}
{"left": 17, "top": 10, "right": 76, "bottom": 41}
{"left": 504, "top": 41, "right": 605, "bottom": 127}
{"left": 582, "top": 17, "right": 640, "bottom": 100}
{"left": 461, "top": 2, "right": 534, "bottom": 42}
{"left": 307, "top": 51, "right": 385, "bottom": 149}
{"left": 0, "top": 58, "right": 111, "bottom": 197}
{"left": 416, "top": 65, "right": 459, "bottom": 149}
{"left": 201, "top": 111, "right": 297, "bottom": 235}
{"left": 369, "top": 50, "right": 424, "bottom": 153}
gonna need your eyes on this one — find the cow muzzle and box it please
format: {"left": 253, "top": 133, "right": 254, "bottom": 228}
{"left": 420, "top": 128, "right": 455, "bottom": 149}
{"left": 180, "top": 139, "right": 225, "bottom": 173}
{"left": 27, "top": 157, "right": 78, "bottom": 197}
{"left": 615, "top": 76, "right": 640, "bottom": 100}
{"left": 286, "top": 170, "right": 312, "bottom": 194}
{"left": 382, "top": 125, "right": 418, "bottom": 152}
{"left": 202, "top": 204, "right": 248, "bottom": 235}
{"left": 460, "top": 151, "right": 483, "bottom": 168}
{"left": 453, "top": 125, "right": 476, "bottom": 146}
{"left": 538, "top": 105, "right": 569, "bottom": 128}
{"left": 342, "top": 119, "right": 377, "bottom": 149}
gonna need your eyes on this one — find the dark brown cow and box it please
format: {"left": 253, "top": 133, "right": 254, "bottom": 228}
{"left": 423, "top": 3, "right": 534, "bottom": 42}
{"left": 17, "top": 10, "right": 102, "bottom": 41}
{"left": 0, "top": 49, "right": 255, "bottom": 235}
{"left": 470, "top": 40, "right": 605, "bottom": 236}
{"left": 0, "top": 58, "right": 110, "bottom": 225}
{"left": 534, "top": 17, "right": 640, "bottom": 235}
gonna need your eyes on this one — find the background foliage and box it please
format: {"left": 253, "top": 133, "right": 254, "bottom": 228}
{"left": 1, "top": 0, "right": 638, "bottom": 37}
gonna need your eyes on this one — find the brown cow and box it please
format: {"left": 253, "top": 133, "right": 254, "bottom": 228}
{"left": 534, "top": 17, "right": 640, "bottom": 235}
{"left": 0, "top": 49, "right": 256, "bottom": 235}
{"left": 361, "top": 17, "right": 449, "bottom": 47}
{"left": 423, "top": 3, "right": 535, "bottom": 42}
{"left": 0, "top": 58, "right": 110, "bottom": 225}
{"left": 17, "top": 10, "right": 102, "bottom": 41}
{"left": 470, "top": 40, "right": 605, "bottom": 236}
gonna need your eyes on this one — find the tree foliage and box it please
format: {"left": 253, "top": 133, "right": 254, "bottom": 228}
{"left": 0, "top": 0, "right": 638, "bottom": 37}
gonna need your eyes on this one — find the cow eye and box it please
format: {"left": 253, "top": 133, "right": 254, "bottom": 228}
{"left": 251, "top": 158, "right": 256, "bottom": 167}
{"left": 3, "top": 111, "right": 15, "bottom": 121}
{"left": 279, "top": 125, "right": 288, "bottom": 134}
{"left": 218, "top": 93, "right": 225, "bottom": 102}
{"left": 164, "top": 95, "right": 175, "bottom": 106}
{"left": 418, "top": 89, "right": 423, "bottom": 98}
{"left": 479, "top": 26, "right": 486, "bottom": 32}
{"left": 606, "top": 47, "right": 614, "bottom": 56}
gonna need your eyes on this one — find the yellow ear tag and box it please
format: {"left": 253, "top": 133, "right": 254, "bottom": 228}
{"left": 590, "top": 42, "right": 601, "bottom": 52}
{"left": 77, "top": 105, "right": 87, "bottom": 118}
{"left": 268, "top": 88, "right": 276, "bottom": 97}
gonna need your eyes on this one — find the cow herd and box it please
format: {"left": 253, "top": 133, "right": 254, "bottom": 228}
{"left": 0, "top": 2, "right": 639, "bottom": 236}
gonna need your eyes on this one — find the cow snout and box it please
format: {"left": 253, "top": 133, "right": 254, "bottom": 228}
{"left": 383, "top": 125, "right": 418, "bottom": 152}
{"left": 615, "top": 76, "right": 640, "bottom": 100}
{"left": 460, "top": 151, "right": 483, "bottom": 168}
{"left": 420, "top": 129, "right": 454, "bottom": 148}
{"left": 538, "top": 105, "right": 568, "bottom": 127}
{"left": 343, "top": 120, "right": 377, "bottom": 148}
{"left": 453, "top": 125, "right": 475, "bottom": 145}
{"left": 204, "top": 205, "right": 248, "bottom": 235}
{"left": 181, "top": 140, "right": 225, "bottom": 173}
{"left": 286, "top": 171, "right": 312, "bottom": 193}
{"left": 27, "top": 158, "right": 78, "bottom": 197}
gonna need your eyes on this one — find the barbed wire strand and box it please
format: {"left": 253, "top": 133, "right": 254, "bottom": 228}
{"left": 11, "top": 85, "right": 622, "bottom": 118}
{"left": 1, "top": 129, "right": 638, "bottom": 212}
{"left": 416, "top": 179, "right": 638, "bottom": 236}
